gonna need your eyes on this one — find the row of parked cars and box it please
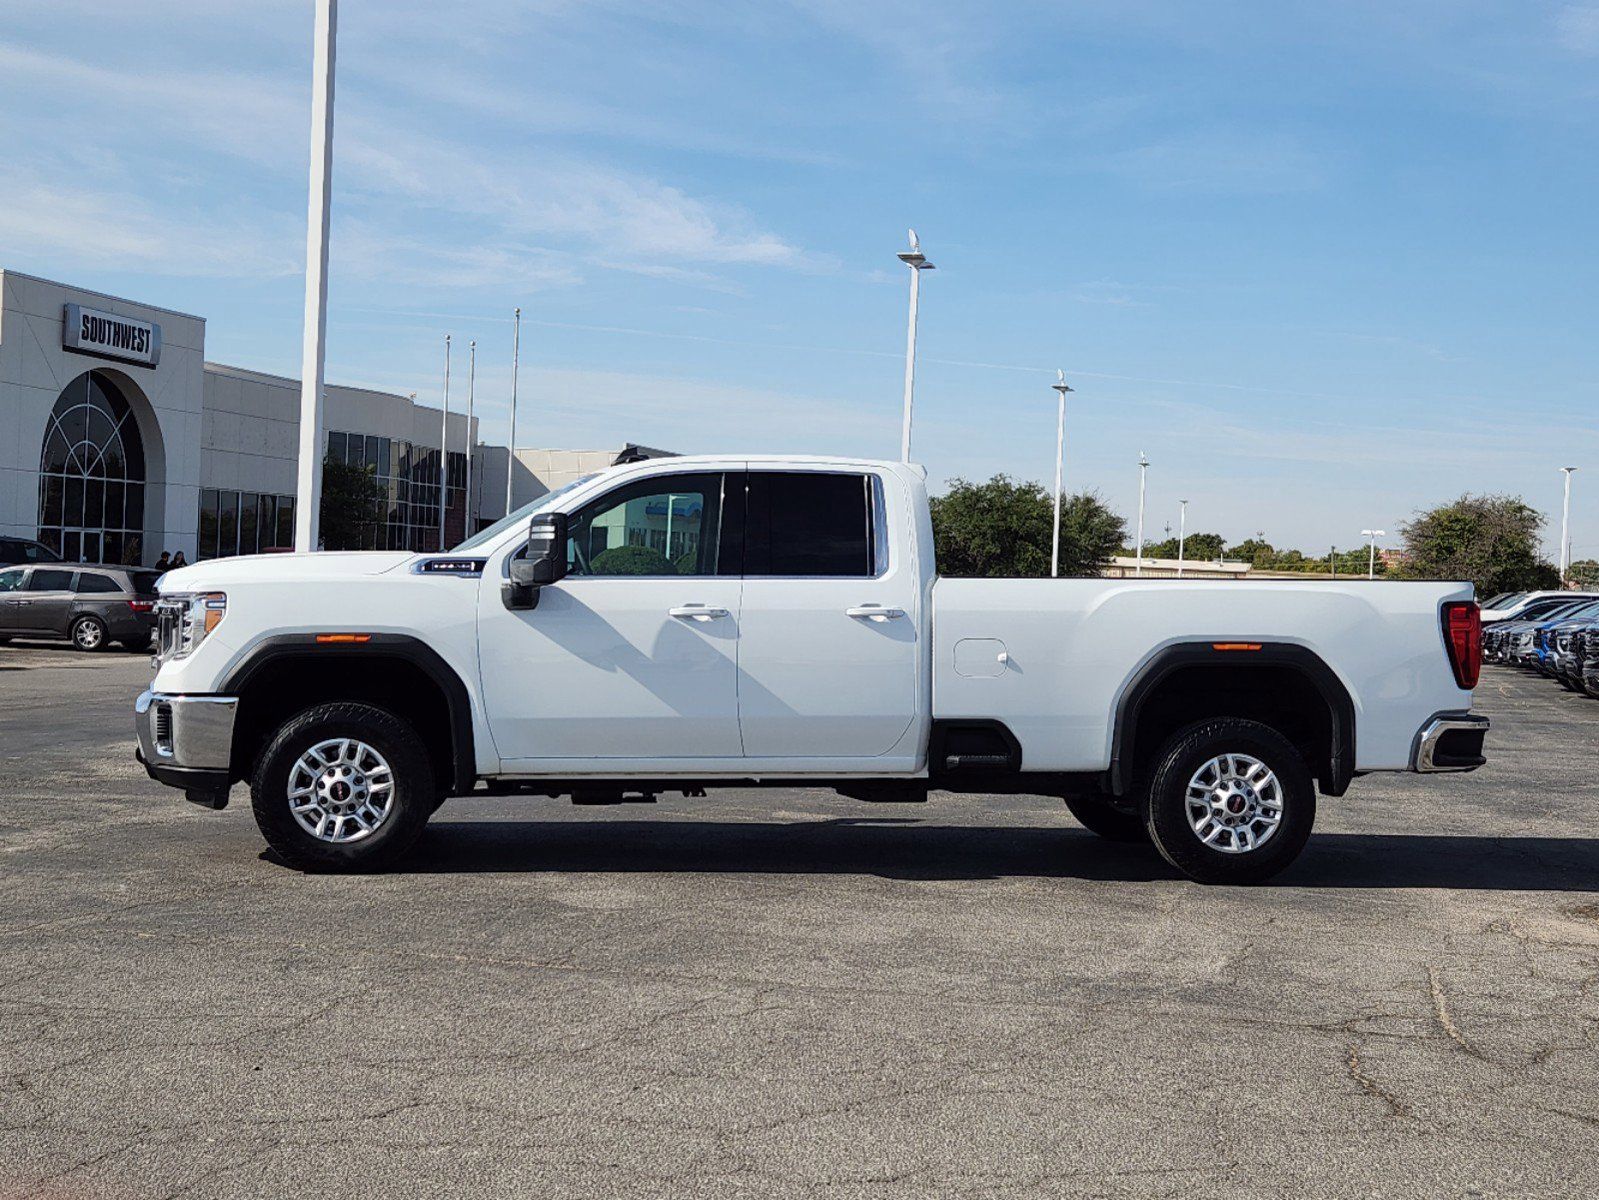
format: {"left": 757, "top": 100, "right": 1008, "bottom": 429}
{"left": 0, "top": 535, "right": 159, "bottom": 652}
{"left": 1481, "top": 588, "right": 1599, "bottom": 693}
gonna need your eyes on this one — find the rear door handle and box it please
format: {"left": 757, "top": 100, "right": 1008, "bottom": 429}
{"left": 669, "top": 604, "right": 730, "bottom": 622}
{"left": 846, "top": 605, "right": 905, "bottom": 621}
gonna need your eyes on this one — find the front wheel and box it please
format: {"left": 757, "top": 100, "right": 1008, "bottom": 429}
{"left": 1142, "top": 718, "right": 1315, "bottom": 885}
{"left": 250, "top": 702, "right": 434, "bottom": 872}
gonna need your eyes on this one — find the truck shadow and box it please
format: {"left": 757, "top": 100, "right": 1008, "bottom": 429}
{"left": 397, "top": 819, "right": 1599, "bottom": 890}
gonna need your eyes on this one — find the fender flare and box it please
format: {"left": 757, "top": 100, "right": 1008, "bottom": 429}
{"left": 1107, "top": 641, "right": 1355, "bottom": 797}
{"left": 221, "top": 633, "right": 477, "bottom": 793}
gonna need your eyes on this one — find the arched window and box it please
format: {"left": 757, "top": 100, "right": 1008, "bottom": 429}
{"left": 38, "top": 370, "right": 148, "bottom": 565}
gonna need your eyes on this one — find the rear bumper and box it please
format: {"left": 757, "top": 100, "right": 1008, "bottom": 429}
{"left": 134, "top": 689, "right": 237, "bottom": 798}
{"left": 1412, "top": 712, "right": 1489, "bottom": 772}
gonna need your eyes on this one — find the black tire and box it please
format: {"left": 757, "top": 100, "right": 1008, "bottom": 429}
{"left": 120, "top": 635, "right": 153, "bottom": 653}
{"left": 1141, "top": 718, "right": 1315, "bottom": 885}
{"left": 1063, "top": 793, "right": 1149, "bottom": 842}
{"left": 70, "top": 615, "right": 108, "bottom": 652}
{"left": 249, "top": 702, "right": 434, "bottom": 872}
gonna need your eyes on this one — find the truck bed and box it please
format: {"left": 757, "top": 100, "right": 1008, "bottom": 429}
{"left": 931, "top": 578, "right": 1474, "bottom": 773}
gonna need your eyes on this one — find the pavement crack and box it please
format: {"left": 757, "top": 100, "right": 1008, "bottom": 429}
{"left": 1344, "top": 1043, "right": 1412, "bottom": 1118}
{"left": 1427, "top": 963, "right": 1488, "bottom": 1061}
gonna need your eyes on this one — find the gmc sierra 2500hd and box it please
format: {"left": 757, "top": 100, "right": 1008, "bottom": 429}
{"left": 135, "top": 456, "right": 1487, "bottom": 884}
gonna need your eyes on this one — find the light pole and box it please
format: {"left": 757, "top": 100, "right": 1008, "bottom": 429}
{"left": 1177, "top": 499, "right": 1188, "bottom": 577}
{"left": 1049, "top": 369, "right": 1072, "bottom": 577}
{"left": 897, "top": 229, "right": 934, "bottom": 462}
{"left": 1560, "top": 466, "right": 1577, "bottom": 581}
{"left": 1362, "top": 528, "right": 1385, "bottom": 580}
{"left": 439, "top": 334, "right": 451, "bottom": 550}
{"left": 293, "top": 0, "right": 338, "bottom": 553}
{"left": 505, "top": 307, "right": 521, "bottom": 516}
{"left": 464, "top": 339, "right": 476, "bottom": 537}
{"left": 1135, "top": 452, "right": 1149, "bottom": 577}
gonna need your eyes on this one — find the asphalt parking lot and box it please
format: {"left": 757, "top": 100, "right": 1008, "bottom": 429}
{"left": 1, "top": 647, "right": 1597, "bottom": 1199}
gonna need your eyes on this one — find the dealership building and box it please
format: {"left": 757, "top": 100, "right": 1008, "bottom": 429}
{"left": 0, "top": 269, "right": 670, "bottom": 566}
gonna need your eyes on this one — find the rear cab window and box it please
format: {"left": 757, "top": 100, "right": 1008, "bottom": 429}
{"left": 743, "top": 471, "right": 883, "bottom": 577}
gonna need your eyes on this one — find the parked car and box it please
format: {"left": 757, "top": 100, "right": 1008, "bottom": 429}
{"left": 134, "top": 455, "right": 1487, "bottom": 886}
{"left": 1532, "top": 600, "right": 1599, "bottom": 676}
{"left": 0, "top": 564, "right": 161, "bottom": 651}
{"left": 1582, "top": 629, "right": 1599, "bottom": 698}
{"left": 1482, "top": 590, "right": 1599, "bottom": 622}
{"left": 0, "top": 536, "right": 62, "bottom": 566}
{"left": 1551, "top": 616, "right": 1599, "bottom": 690}
{"left": 1486, "top": 597, "right": 1593, "bottom": 664}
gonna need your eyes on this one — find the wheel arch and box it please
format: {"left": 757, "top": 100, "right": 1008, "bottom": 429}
{"left": 1108, "top": 642, "right": 1355, "bottom": 798}
{"left": 222, "top": 633, "right": 476, "bottom": 794}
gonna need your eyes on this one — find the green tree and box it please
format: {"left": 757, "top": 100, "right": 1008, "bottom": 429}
{"left": 1226, "top": 538, "right": 1276, "bottom": 568}
{"left": 1569, "top": 559, "right": 1599, "bottom": 589}
{"left": 930, "top": 475, "right": 1126, "bottom": 577}
{"left": 319, "top": 456, "right": 382, "bottom": 551}
{"left": 591, "top": 544, "right": 675, "bottom": 575}
{"left": 1144, "top": 532, "right": 1226, "bottom": 562}
{"left": 1397, "top": 494, "right": 1559, "bottom": 594}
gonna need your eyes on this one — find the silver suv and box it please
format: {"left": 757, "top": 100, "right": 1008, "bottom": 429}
{"left": 0, "top": 564, "right": 161, "bottom": 652}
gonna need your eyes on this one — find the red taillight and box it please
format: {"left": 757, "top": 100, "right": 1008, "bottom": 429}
{"left": 128, "top": 599, "right": 154, "bottom": 613}
{"left": 1442, "top": 601, "right": 1481, "bottom": 690}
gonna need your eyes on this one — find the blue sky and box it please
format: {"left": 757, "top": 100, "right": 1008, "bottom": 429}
{"left": 3, "top": 1, "right": 1598, "bottom": 554}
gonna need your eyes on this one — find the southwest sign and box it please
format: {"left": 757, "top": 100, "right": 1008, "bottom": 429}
{"left": 62, "top": 304, "right": 162, "bottom": 368}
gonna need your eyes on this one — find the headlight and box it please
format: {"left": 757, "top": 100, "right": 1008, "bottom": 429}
{"left": 154, "top": 592, "right": 227, "bottom": 662}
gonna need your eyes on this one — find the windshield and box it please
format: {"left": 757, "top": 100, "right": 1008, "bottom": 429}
{"left": 451, "top": 474, "right": 600, "bottom": 552}
{"left": 1483, "top": 592, "right": 1522, "bottom": 609}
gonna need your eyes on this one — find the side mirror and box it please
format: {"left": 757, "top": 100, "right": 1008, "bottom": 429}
{"left": 505, "top": 512, "right": 568, "bottom": 610}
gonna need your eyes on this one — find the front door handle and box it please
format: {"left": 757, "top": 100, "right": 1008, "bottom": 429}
{"left": 846, "top": 604, "right": 905, "bottom": 622}
{"left": 669, "top": 604, "right": 730, "bottom": 622}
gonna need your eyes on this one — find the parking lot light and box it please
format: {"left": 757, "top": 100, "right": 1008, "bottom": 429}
{"left": 1362, "top": 528, "right": 1386, "bottom": 580}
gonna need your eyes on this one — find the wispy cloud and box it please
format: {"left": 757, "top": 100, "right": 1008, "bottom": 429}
{"left": 1102, "top": 129, "right": 1328, "bottom": 194}
{"left": 0, "top": 162, "right": 300, "bottom": 279}
{"left": 1556, "top": 3, "right": 1599, "bottom": 54}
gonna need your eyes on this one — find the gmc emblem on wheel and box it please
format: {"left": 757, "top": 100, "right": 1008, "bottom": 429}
{"left": 62, "top": 303, "right": 162, "bottom": 367}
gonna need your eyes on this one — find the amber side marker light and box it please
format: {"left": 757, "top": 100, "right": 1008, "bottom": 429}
{"left": 315, "top": 633, "right": 372, "bottom": 644}
{"left": 1211, "top": 643, "right": 1262, "bottom": 652}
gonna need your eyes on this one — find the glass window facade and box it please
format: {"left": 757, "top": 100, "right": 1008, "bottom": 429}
{"left": 326, "top": 429, "right": 467, "bottom": 552}
{"left": 198, "top": 488, "right": 295, "bottom": 560}
{"left": 37, "top": 370, "right": 148, "bottom": 565}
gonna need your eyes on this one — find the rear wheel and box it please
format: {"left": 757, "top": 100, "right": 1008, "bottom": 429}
{"left": 70, "top": 615, "right": 107, "bottom": 652}
{"left": 1142, "top": 718, "right": 1314, "bottom": 885}
{"left": 250, "top": 702, "right": 434, "bottom": 872}
{"left": 1063, "top": 793, "right": 1149, "bottom": 842}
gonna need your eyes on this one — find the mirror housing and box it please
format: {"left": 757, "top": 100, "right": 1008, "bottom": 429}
{"left": 504, "top": 512, "right": 568, "bottom": 610}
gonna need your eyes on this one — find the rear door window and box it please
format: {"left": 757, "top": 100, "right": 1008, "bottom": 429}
{"left": 25, "top": 569, "right": 75, "bottom": 592}
{"left": 743, "top": 471, "right": 876, "bottom": 577}
{"left": 0, "top": 569, "right": 23, "bottom": 592}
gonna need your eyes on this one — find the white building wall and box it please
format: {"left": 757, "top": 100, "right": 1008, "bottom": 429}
{"left": 1, "top": 269, "right": 205, "bottom": 563}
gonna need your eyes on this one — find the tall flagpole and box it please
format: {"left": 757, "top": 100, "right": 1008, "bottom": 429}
{"left": 465, "top": 339, "right": 476, "bottom": 536}
{"left": 439, "top": 334, "right": 451, "bottom": 550}
{"left": 293, "top": 0, "right": 338, "bottom": 552}
{"left": 505, "top": 307, "right": 521, "bottom": 516}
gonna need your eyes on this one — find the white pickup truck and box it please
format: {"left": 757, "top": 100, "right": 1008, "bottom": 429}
{"left": 135, "top": 455, "right": 1488, "bottom": 884}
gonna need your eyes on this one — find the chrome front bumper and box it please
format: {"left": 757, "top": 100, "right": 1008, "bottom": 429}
{"left": 134, "top": 689, "right": 238, "bottom": 773}
{"left": 1413, "top": 712, "right": 1490, "bottom": 772}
